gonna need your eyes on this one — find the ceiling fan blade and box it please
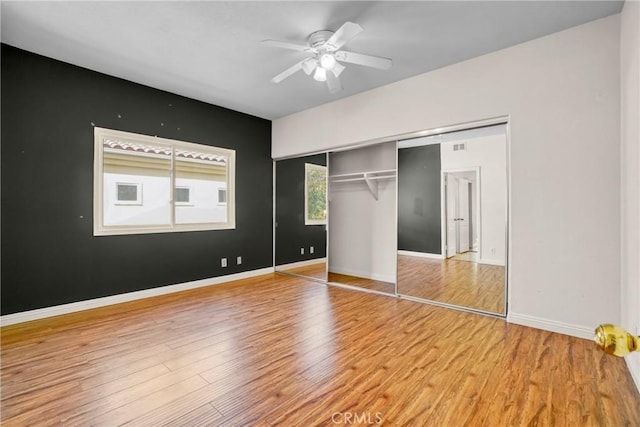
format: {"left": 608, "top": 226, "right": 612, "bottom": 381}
{"left": 326, "top": 72, "right": 342, "bottom": 94}
{"left": 334, "top": 51, "right": 392, "bottom": 70}
{"left": 301, "top": 58, "right": 318, "bottom": 75}
{"left": 325, "top": 22, "right": 363, "bottom": 51}
{"left": 261, "top": 39, "right": 315, "bottom": 53}
{"left": 271, "top": 60, "right": 305, "bottom": 83}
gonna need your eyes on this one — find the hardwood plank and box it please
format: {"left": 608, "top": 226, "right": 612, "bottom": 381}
{"left": 1, "top": 272, "right": 638, "bottom": 426}
{"left": 123, "top": 384, "right": 225, "bottom": 427}
{"left": 277, "top": 262, "right": 327, "bottom": 281}
{"left": 0, "top": 379, "right": 82, "bottom": 424}
{"left": 2, "top": 343, "right": 171, "bottom": 399}
{"left": 328, "top": 272, "right": 396, "bottom": 294}
{"left": 162, "top": 403, "right": 222, "bottom": 427}
{"left": 397, "top": 254, "right": 505, "bottom": 313}
{"left": 208, "top": 373, "right": 314, "bottom": 425}
{"left": 74, "top": 375, "right": 208, "bottom": 426}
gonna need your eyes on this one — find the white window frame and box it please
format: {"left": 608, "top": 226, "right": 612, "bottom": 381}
{"left": 304, "top": 163, "right": 327, "bottom": 226}
{"left": 94, "top": 127, "right": 236, "bottom": 236}
{"left": 115, "top": 182, "right": 142, "bottom": 205}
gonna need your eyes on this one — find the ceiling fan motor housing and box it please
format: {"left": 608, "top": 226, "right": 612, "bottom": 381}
{"left": 307, "top": 30, "right": 334, "bottom": 50}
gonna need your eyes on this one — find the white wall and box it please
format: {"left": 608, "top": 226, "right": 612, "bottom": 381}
{"left": 620, "top": 0, "right": 640, "bottom": 391}
{"left": 103, "top": 173, "right": 227, "bottom": 225}
{"left": 104, "top": 172, "right": 171, "bottom": 225}
{"left": 441, "top": 131, "right": 507, "bottom": 265}
{"left": 328, "top": 142, "right": 397, "bottom": 283}
{"left": 174, "top": 177, "right": 227, "bottom": 224}
{"left": 273, "top": 16, "right": 621, "bottom": 337}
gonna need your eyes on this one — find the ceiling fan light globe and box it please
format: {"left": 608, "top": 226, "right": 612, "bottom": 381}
{"left": 319, "top": 54, "right": 336, "bottom": 70}
{"left": 313, "top": 67, "right": 327, "bottom": 82}
{"left": 301, "top": 58, "right": 318, "bottom": 75}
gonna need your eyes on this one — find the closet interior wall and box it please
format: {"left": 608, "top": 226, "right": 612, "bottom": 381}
{"left": 328, "top": 142, "right": 397, "bottom": 284}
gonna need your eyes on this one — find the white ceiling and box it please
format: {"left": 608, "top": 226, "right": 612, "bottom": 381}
{"left": 1, "top": 1, "right": 623, "bottom": 120}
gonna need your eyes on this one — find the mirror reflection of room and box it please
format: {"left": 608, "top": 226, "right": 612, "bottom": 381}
{"left": 397, "top": 124, "right": 507, "bottom": 314}
{"left": 328, "top": 142, "right": 397, "bottom": 294}
{"left": 275, "top": 154, "right": 328, "bottom": 281}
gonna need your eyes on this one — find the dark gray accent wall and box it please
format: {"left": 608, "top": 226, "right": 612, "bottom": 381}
{"left": 1, "top": 44, "right": 273, "bottom": 315}
{"left": 275, "top": 154, "right": 327, "bottom": 265}
{"left": 397, "top": 144, "right": 442, "bottom": 254}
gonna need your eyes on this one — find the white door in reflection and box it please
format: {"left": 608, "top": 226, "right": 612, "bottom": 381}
{"left": 446, "top": 174, "right": 458, "bottom": 258}
{"left": 457, "top": 178, "right": 471, "bottom": 253}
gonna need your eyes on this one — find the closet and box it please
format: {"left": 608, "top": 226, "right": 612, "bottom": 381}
{"left": 273, "top": 119, "right": 509, "bottom": 317}
{"left": 327, "top": 142, "right": 397, "bottom": 294}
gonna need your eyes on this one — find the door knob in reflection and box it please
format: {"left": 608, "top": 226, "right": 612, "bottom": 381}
{"left": 594, "top": 324, "right": 639, "bottom": 357}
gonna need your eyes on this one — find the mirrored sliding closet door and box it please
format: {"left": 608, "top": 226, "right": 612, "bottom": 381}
{"left": 396, "top": 124, "right": 508, "bottom": 315}
{"left": 275, "top": 154, "right": 328, "bottom": 281}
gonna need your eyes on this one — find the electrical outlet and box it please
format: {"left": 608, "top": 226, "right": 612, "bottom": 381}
{"left": 490, "top": 248, "right": 496, "bottom": 255}
{"left": 221, "top": 258, "right": 227, "bottom": 267}
{"left": 300, "top": 247, "right": 305, "bottom": 255}
{"left": 310, "top": 246, "right": 314, "bottom": 254}
{"left": 237, "top": 256, "right": 242, "bottom": 265}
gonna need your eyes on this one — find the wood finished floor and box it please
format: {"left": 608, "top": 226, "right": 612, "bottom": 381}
{"left": 451, "top": 251, "right": 479, "bottom": 262}
{"left": 328, "top": 272, "right": 396, "bottom": 294}
{"left": 278, "top": 263, "right": 397, "bottom": 295}
{"left": 397, "top": 255, "right": 506, "bottom": 314}
{"left": 277, "top": 262, "right": 327, "bottom": 281}
{"left": 2, "top": 273, "right": 639, "bottom": 426}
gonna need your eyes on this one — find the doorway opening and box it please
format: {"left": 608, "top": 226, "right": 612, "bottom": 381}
{"left": 443, "top": 168, "right": 480, "bottom": 262}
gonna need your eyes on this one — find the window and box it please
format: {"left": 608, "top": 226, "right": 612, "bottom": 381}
{"left": 94, "top": 127, "right": 235, "bottom": 235}
{"left": 218, "top": 188, "right": 227, "bottom": 204}
{"left": 304, "top": 163, "right": 327, "bottom": 225}
{"left": 175, "top": 187, "right": 191, "bottom": 205}
{"left": 116, "top": 183, "right": 142, "bottom": 205}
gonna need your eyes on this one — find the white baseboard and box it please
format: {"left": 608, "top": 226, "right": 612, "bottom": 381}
{"left": 479, "top": 258, "right": 505, "bottom": 266}
{"left": 0, "top": 266, "right": 275, "bottom": 327}
{"left": 507, "top": 312, "right": 593, "bottom": 340}
{"left": 328, "top": 266, "right": 395, "bottom": 284}
{"left": 275, "top": 258, "right": 327, "bottom": 270}
{"left": 397, "top": 250, "right": 444, "bottom": 260}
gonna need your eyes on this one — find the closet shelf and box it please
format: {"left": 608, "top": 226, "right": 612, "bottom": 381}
{"left": 329, "top": 169, "right": 396, "bottom": 182}
{"left": 329, "top": 169, "right": 396, "bottom": 200}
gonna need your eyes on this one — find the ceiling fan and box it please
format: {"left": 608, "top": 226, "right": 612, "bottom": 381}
{"left": 262, "top": 22, "right": 392, "bottom": 94}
